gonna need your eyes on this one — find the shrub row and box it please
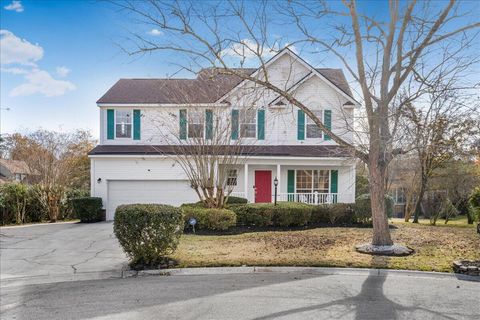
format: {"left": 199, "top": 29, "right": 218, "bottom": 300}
{"left": 0, "top": 182, "right": 97, "bottom": 225}
{"left": 181, "top": 206, "right": 236, "bottom": 230}
{"left": 229, "top": 202, "right": 312, "bottom": 227}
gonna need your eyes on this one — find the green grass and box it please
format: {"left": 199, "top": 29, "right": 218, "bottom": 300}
{"left": 391, "top": 216, "right": 475, "bottom": 228}
{"left": 170, "top": 222, "right": 480, "bottom": 273}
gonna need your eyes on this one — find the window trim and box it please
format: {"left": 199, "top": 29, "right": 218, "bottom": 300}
{"left": 226, "top": 169, "right": 238, "bottom": 186}
{"left": 187, "top": 110, "right": 206, "bottom": 139}
{"left": 295, "top": 169, "right": 331, "bottom": 194}
{"left": 305, "top": 110, "right": 323, "bottom": 140}
{"left": 239, "top": 109, "right": 257, "bottom": 139}
{"left": 115, "top": 109, "right": 133, "bottom": 139}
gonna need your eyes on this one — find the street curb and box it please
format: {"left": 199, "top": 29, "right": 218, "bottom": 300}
{"left": 2, "top": 266, "right": 477, "bottom": 288}
{"left": 122, "top": 266, "right": 480, "bottom": 282}
{"left": 0, "top": 220, "right": 80, "bottom": 229}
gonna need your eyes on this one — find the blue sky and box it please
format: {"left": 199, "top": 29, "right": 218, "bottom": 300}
{"left": 1, "top": 0, "right": 478, "bottom": 139}
{"left": 1, "top": 0, "right": 182, "bottom": 138}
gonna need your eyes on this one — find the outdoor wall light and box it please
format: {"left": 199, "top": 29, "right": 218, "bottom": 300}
{"left": 97, "top": 178, "right": 102, "bottom": 183}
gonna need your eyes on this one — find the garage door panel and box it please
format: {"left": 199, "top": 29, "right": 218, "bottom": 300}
{"left": 107, "top": 180, "right": 197, "bottom": 220}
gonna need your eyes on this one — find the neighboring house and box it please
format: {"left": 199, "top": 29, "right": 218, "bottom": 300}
{"left": 0, "top": 159, "right": 33, "bottom": 184}
{"left": 89, "top": 48, "right": 357, "bottom": 220}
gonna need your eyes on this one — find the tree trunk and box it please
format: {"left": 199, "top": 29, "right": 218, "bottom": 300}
{"left": 368, "top": 156, "right": 393, "bottom": 246}
{"left": 412, "top": 178, "right": 427, "bottom": 223}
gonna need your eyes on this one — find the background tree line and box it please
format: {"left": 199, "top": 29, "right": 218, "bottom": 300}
{"left": 0, "top": 129, "right": 95, "bottom": 224}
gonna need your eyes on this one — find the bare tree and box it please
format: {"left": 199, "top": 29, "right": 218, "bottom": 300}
{"left": 112, "top": 0, "right": 479, "bottom": 250}
{"left": 149, "top": 100, "right": 253, "bottom": 208}
{"left": 402, "top": 89, "right": 479, "bottom": 223}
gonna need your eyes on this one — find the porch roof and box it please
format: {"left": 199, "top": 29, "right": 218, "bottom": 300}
{"left": 88, "top": 145, "right": 352, "bottom": 158}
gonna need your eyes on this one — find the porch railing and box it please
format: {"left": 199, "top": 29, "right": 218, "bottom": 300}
{"left": 229, "top": 192, "right": 246, "bottom": 198}
{"left": 275, "top": 192, "right": 338, "bottom": 204}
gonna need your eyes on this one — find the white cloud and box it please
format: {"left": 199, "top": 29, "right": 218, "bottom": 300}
{"left": 221, "top": 39, "right": 277, "bottom": 59}
{"left": 0, "top": 67, "right": 28, "bottom": 74}
{"left": 56, "top": 66, "right": 70, "bottom": 77}
{"left": 0, "top": 30, "right": 43, "bottom": 65}
{"left": 10, "top": 69, "right": 76, "bottom": 97}
{"left": 4, "top": 1, "right": 23, "bottom": 12}
{"left": 147, "top": 29, "right": 163, "bottom": 36}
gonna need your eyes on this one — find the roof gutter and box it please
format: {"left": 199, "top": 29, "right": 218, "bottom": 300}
{"left": 97, "top": 103, "right": 229, "bottom": 108}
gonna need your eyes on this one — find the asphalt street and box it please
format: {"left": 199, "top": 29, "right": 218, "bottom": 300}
{"left": 1, "top": 271, "right": 479, "bottom": 320}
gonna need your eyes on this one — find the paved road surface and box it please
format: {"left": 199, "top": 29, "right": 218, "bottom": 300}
{"left": 1, "top": 271, "right": 479, "bottom": 320}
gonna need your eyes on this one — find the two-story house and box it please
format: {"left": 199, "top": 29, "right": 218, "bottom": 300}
{"left": 89, "top": 48, "right": 357, "bottom": 220}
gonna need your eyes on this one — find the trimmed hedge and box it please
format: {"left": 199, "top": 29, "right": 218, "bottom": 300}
{"left": 354, "top": 193, "right": 394, "bottom": 223}
{"left": 113, "top": 204, "right": 184, "bottom": 266}
{"left": 229, "top": 202, "right": 312, "bottom": 227}
{"left": 310, "top": 203, "right": 353, "bottom": 224}
{"left": 225, "top": 196, "right": 248, "bottom": 204}
{"left": 70, "top": 197, "right": 103, "bottom": 222}
{"left": 182, "top": 207, "right": 236, "bottom": 230}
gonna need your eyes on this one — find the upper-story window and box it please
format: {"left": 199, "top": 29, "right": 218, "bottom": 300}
{"left": 115, "top": 110, "right": 132, "bottom": 138}
{"left": 240, "top": 109, "right": 256, "bottom": 138}
{"left": 306, "top": 110, "right": 323, "bottom": 139}
{"left": 188, "top": 111, "right": 205, "bottom": 138}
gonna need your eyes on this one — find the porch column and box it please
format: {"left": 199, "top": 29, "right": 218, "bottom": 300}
{"left": 244, "top": 163, "right": 249, "bottom": 202}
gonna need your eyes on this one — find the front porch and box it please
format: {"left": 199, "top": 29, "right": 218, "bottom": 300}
{"left": 225, "top": 157, "right": 355, "bottom": 205}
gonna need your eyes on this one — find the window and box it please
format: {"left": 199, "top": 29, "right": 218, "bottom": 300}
{"left": 115, "top": 110, "right": 132, "bottom": 138}
{"left": 306, "top": 110, "right": 323, "bottom": 139}
{"left": 391, "top": 187, "right": 406, "bottom": 204}
{"left": 227, "top": 169, "right": 238, "bottom": 186}
{"left": 188, "top": 111, "right": 205, "bottom": 138}
{"left": 240, "top": 109, "right": 256, "bottom": 138}
{"left": 296, "top": 169, "right": 330, "bottom": 193}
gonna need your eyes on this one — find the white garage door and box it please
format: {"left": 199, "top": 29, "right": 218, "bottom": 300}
{"left": 107, "top": 180, "right": 197, "bottom": 220}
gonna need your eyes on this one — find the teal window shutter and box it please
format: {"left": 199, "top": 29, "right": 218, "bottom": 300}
{"left": 231, "top": 109, "right": 239, "bottom": 140}
{"left": 324, "top": 110, "right": 332, "bottom": 140}
{"left": 179, "top": 109, "right": 187, "bottom": 140}
{"left": 331, "top": 169, "right": 338, "bottom": 191}
{"left": 257, "top": 109, "right": 265, "bottom": 140}
{"left": 205, "top": 109, "right": 213, "bottom": 139}
{"left": 330, "top": 169, "right": 338, "bottom": 203}
{"left": 107, "top": 109, "right": 114, "bottom": 140}
{"left": 297, "top": 110, "right": 305, "bottom": 140}
{"left": 133, "top": 109, "right": 141, "bottom": 140}
{"left": 287, "top": 170, "right": 295, "bottom": 201}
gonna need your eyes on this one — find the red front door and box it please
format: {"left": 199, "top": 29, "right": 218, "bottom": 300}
{"left": 255, "top": 170, "right": 272, "bottom": 203}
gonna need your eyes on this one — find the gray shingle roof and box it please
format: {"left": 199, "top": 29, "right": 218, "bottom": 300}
{"left": 88, "top": 145, "right": 352, "bottom": 158}
{"left": 97, "top": 68, "right": 353, "bottom": 104}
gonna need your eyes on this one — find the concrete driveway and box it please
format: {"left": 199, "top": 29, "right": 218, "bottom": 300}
{"left": 0, "top": 222, "right": 127, "bottom": 286}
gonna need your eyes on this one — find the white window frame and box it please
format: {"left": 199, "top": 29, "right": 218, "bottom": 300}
{"left": 226, "top": 169, "right": 238, "bottom": 186}
{"left": 239, "top": 109, "right": 257, "bottom": 139}
{"left": 115, "top": 109, "right": 133, "bottom": 139}
{"left": 187, "top": 110, "right": 205, "bottom": 139}
{"left": 295, "top": 169, "right": 330, "bottom": 193}
{"left": 306, "top": 110, "right": 323, "bottom": 139}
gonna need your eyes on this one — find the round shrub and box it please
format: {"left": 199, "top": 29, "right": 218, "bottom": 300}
{"left": 225, "top": 196, "right": 248, "bottom": 204}
{"left": 71, "top": 197, "right": 103, "bottom": 222}
{"left": 182, "top": 207, "right": 236, "bottom": 231}
{"left": 114, "top": 204, "right": 184, "bottom": 267}
{"left": 354, "top": 193, "right": 394, "bottom": 223}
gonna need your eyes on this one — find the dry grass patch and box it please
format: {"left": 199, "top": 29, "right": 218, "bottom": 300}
{"left": 171, "top": 223, "right": 480, "bottom": 272}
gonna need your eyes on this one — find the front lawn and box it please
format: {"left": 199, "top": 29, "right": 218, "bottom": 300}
{"left": 171, "top": 221, "right": 480, "bottom": 272}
